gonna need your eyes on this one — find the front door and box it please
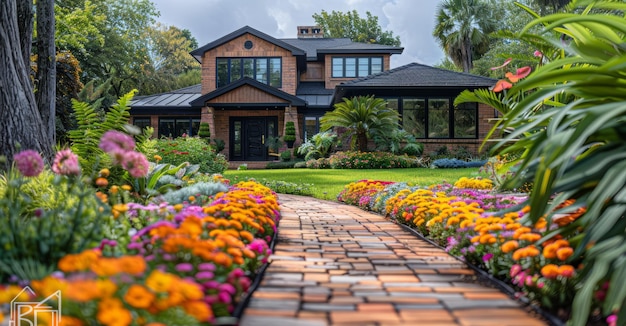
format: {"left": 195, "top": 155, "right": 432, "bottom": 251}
{"left": 230, "top": 117, "right": 277, "bottom": 161}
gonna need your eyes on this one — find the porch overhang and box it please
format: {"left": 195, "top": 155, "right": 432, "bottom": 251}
{"left": 190, "top": 78, "right": 306, "bottom": 108}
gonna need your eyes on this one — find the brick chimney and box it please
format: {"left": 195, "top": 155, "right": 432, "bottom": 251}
{"left": 297, "top": 26, "right": 324, "bottom": 39}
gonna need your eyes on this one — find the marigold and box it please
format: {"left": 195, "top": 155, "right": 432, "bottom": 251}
{"left": 558, "top": 265, "right": 575, "bottom": 278}
{"left": 117, "top": 255, "right": 146, "bottom": 275}
{"left": 518, "top": 233, "right": 541, "bottom": 243}
{"left": 541, "top": 264, "right": 560, "bottom": 279}
{"left": 543, "top": 243, "right": 559, "bottom": 259}
{"left": 124, "top": 284, "right": 155, "bottom": 309}
{"left": 95, "top": 177, "right": 108, "bottom": 187}
{"left": 556, "top": 247, "right": 574, "bottom": 261}
{"left": 183, "top": 301, "right": 213, "bottom": 322}
{"left": 146, "top": 270, "right": 175, "bottom": 293}
{"left": 96, "top": 306, "right": 132, "bottom": 326}
{"left": 59, "top": 315, "right": 85, "bottom": 326}
{"left": 501, "top": 240, "right": 519, "bottom": 254}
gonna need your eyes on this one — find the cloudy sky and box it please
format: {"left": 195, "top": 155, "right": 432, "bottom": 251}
{"left": 150, "top": 0, "right": 447, "bottom": 68}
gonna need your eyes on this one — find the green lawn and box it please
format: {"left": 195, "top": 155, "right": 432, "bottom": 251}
{"left": 224, "top": 168, "right": 481, "bottom": 201}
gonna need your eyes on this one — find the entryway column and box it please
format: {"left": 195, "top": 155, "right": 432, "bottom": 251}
{"left": 201, "top": 106, "right": 216, "bottom": 139}
{"left": 284, "top": 106, "right": 300, "bottom": 145}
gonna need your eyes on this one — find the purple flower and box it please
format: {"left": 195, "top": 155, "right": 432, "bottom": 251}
{"left": 175, "top": 263, "right": 194, "bottom": 273}
{"left": 99, "top": 130, "right": 135, "bottom": 153}
{"left": 195, "top": 271, "right": 214, "bottom": 280}
{"left": 52, "top": 149, "right": 81, "bottom": 176}
{"left": 482, "top": 253, "right": 494, "bottom": 262}
{"left": 13, "top": 150, "right": 44, "bottom": 177}
{"left": 198, "top": 263, "right": 216, "bottom": 271}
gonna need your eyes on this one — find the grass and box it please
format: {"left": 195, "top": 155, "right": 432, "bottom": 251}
{"left": 224, "top": 167, "right": 481, "bottom": 201}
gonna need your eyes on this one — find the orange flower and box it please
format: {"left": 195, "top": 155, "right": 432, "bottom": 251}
{"left": 541, "top": 264, "right": 559, "bottom": 279}
{"left": 556, "top": 247, "right": 574, "bottom": 261}
{"left": 146, "top": 270, "right": 175, "bottom": 293}
{"left": 492, "top": 79, "right": 513, "bottom": 92}
{"left": 90, "top": 257, "right": 120, "bottom": 276}
{"left": 99, "top": 168, "right": 110, "bottom": 177}
{"left": 96, "top": 279, "right": 117, "bottom": 298}
{"left": 65, "top": 279, "right": 99, "bottom": 302}
{"left": 124, "top": 284, "right": 155, "bottom": 309}
{"left": 558, "top": 265, "right": 575, "bottom": 278}
{"left": 59, "top": 316, "right": 85, "bottom": 326}
{"left": 96, "top": 306, "right": 132, "bottom": 326}
{"left": 117, "top": 255, "right": 147, "bottom": 275}
{"left": 501, "top": 240, "right": 519, "bottom": 254}
{"left": 183, "top": 301, "right": 213, "bottom": 322}
{"left": 95, "top": 177, "right": 108, "bottom": 187}
{"left": 543, "top": 243, "right": 559, "bottom": 259}
{"left": 518, "top": 233, "right": 541, "bottom": 243}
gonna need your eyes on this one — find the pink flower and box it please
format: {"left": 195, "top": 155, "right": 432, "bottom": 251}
{"left": 99, "top": 130, "right": 135, "bottom": 153}
{"left": 13, "top": 150, "right": 44, "bottom": 177}
{"left": 122, "top": 151, "right": 150, "bottom": 178}
{"left": 510, "top": 264, "right": 522, "bottom": 277}
{"left": 490, "top": 58, "right": 512, "bottom": 70}
{"left": 52, "top": 149, "right": 81, "bottom": 176}
{"left": 175, "top": 263, "right": 194, "bottom": 273}
{"left": 533, "top": 50, "right": 543, "bottom": 57}
{"left": 607, "top": 314, "right": 617, "bottom": 326}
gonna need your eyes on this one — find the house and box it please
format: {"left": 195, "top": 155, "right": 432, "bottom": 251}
{"left": 130, "top": 25, "right": 497, "bottom": 163}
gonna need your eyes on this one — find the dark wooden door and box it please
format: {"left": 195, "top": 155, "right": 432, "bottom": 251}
{"left": 230, "top": 116, "right": 277, "bottom": 161}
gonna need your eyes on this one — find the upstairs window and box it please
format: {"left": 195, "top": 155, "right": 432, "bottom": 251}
{"left": 331, "top": 56, "right": 383, "bottom": 78}
{"left": 216, "top": 57, "right": 282, "bottom": 88}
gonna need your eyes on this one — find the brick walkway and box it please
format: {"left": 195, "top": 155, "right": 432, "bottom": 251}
{"left": 239, "top": 195, "right": 548, "bottom": 326}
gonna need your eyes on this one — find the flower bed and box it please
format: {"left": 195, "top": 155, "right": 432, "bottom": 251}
{"left": 0, "top": 131, "right": 280, "bottom": 325}
{"left": 337, "top": 178, "right": 616, "bottom": 325}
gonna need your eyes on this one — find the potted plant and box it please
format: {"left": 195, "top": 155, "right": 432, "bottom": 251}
{"left": 283, "top": 121, "right": 296, "bottom": 148}
{"left": 265, "top": 136, "right": 283, "bottom": 157}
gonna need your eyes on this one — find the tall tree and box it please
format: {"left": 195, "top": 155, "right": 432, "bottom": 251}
{"left": 1, "top": 0, "right": 55, "bottom": 167}
{"left": 313, "top": 10, "right": 401, "bottom": 47}
{"left": 36, "top": 0, "right": 56, "bottom": 144}
{"left": 320, "top": 96, "right": 399, "bottom": 152}
{"left": 433, "top": 0, "right": 497, "bottom": 72}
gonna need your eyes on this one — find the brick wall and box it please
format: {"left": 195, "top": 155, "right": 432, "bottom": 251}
{"left": 200, "top": 34, "right": 297, "bottom": 95}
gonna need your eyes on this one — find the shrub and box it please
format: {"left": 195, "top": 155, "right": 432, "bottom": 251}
{"left": 297, "top": 131, "right": 338, "bottom": 160}
{"left": 431, "top": 158, "right": 486, "bottom": 169}
{"left": 198, "top": 122, "right": 211, "bottom": 140}
{"left": 256, "top": 179, "right": 313, "bottom": 196}
{"left": 280, "top": 150, "right": 292, "bottom": 161}
{"left": 283, "top": 121, "right": 296, "bottom": 143}
{"left": 401, "top": 142, "right": 424, "bottom": 157}
{"left": 328, "top": 151, "right": 423, "bottom": 169}
{"left": 155, "top": 137, "right": 228, "bottom": 174}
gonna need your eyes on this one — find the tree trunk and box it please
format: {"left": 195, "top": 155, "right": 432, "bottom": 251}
{"left": 357, "top": 130, "right": 368, "bottom": 152}
{"left": 0, "top": 0, "right": 54, "bottom": 169}
{"left": 16, "top": 0, "right": 32, "bottom": 68}
{"left": 36, "top": 0, "right": 56, "bottom": 145}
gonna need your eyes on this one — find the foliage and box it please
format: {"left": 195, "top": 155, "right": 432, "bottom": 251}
{"left": 283, "top": 121, "right": 296, "bottom": 142}
{"left": 401, "top": 142, "right": 424, "bottom": 157}
{"left": 265, "top": 160, "right": 305, "bottom": 169}
{"left": 160, "top": 181, "right": 228, "bottom": 205}
{"left": 297, "top": 130, "right": 338, "bottom": 161}
{"left": 322, "top": 151, "right": 425, "bottom": 169}
{"left": 198, "top": 122, "right": 211, "bottom": 140}
{"left": 68, "top": 90, "right": 153, "bottom": 178}
{"left": 373, "top": 129, "right": 423, "bottom": 155}
{"left": 455, "top": 1, "right": 626, "bottom": 324}
{"left": 54, "top": 0, "right": 106, "bottom": 51}
{"left": 211, "top": 138, "right": 226, "bottom": 153}
{"left": 321, "top": 96, "right": 400, "bottom": 152}
{"left": 265, "top": 136, "right": 283, "bottom": 153}
{"left": 154, "top": 137, "right": 228, "bottom": 174}
{"left": 312, "top": 10, "right": 401, "bottom": 46}
{"left": 431, "top": 158, "right": 487, "bottom": 169}
{"left": 280, "top": 150, "right": 292, "bottom": 162}
{"left": 53, "top": 51, "right": 84, "bottom": 145}
{"left": 0, "top": 167, "right": 111, "bottom": 282}
{"left": 433, "top": 0, "right": 497, "bottom": 72}
{"left": 251, "top": 179, "right": 313, "bottom": 196}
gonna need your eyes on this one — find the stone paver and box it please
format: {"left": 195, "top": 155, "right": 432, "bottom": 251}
{"left": 239, "top": 195, "right": 547, "bottom": 326}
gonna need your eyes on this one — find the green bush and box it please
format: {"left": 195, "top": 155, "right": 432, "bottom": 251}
{"left": 280, "top": 150, "right": 292, "bottom": 161}
{"left": 198, "top": 122, "right": 211, "bottom": 140}
{"left": 154, "top": 137, "right": 228, "bottom": 174}
{"left": 283, "top": 121, "right": 296, "bottom": 142}
{"left": 0, "top": 169, "right": 112, "bottom": 282}
{"left": 328, "top": 151, "right": 423, "bottom": 169}
{"left": 401, "top": 142, "right": 424, "bottom": 157}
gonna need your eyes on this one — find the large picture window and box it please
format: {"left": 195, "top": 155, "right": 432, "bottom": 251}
{"left": 385, "top": 97, "right": 478, "bottom": 139}
{"left": 331, "top": 57, "right": 383, "bottom": 78}
{"left": 217, "top": 57, "right": 281, "bottom": 88}
{"left": 158, "top": 117, "right": 200, "bottom": 138}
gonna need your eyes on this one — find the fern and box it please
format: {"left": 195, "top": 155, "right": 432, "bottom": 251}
{"left": 69, "top": 89, "right": 138, "bottom": 176}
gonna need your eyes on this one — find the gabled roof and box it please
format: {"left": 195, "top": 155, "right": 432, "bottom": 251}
{"left": 131, "top": 84, "right": 202, "bottom": 108}
{"left": 190, "top": 26, "right": 306, "bottom": 63}
{"left": 282, "top": 38, "right": 403, "bottom": 61}
{"left": 189, "top": 77, "right": 306, "bottom": 107}
{"left": 337, "top": 63, "right": 497, "bottom": 88}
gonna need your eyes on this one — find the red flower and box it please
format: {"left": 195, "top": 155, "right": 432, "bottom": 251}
{"left": 492, "top": 79, "right": 513, "bottom": 92}
{"left": 506, "top": 66, "right": 532, "bottom": 83}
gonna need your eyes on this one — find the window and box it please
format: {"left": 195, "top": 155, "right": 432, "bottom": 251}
{"left": 331, "top": 57, "right": 384, "bottom": 78}
{"left": 133, "top": 118, "right": 151, "bottom": 131}
{"left": 387, "top": 97, "right": 478, "bottom": 139}
{"left": 158, "top": 118, "right": 200, "bottom": 138}
{"left": 304, "top": 116, "right": 321, "bottom": 140}
{"left": 216, "top": 57, "right": 281, "bottom": 88}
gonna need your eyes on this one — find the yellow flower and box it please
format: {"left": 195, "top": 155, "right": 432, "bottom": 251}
{"left": 154, "top": 154, "right": 162, "bottom": 162}
{"left": 146, "top": 270, "right": 175, "bottom": 293}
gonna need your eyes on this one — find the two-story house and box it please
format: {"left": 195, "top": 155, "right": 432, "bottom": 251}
{"left": 130, "top": 25, "right": 497, "bottom": 163}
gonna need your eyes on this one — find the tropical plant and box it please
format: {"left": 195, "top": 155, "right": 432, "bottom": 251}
{"left": 456, "top": 1, "right": 626, "bottom": 324}
{"left": 373, "top": 129, "right": 423, "bottom": 155}
{"left": 297, "top": 130, "right": 338, "bottom": 161}
{"left": 433, "top": 0, "right": 498, "bottom": 72}
{"left": 321, "top": 95, "right": 399, "bottom": 152}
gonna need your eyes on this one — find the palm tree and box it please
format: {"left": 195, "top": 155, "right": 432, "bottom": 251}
{"left": 321, "top": 95, "right": 399, "bottom": 152}
{"left": 432, "top": 0, "right": 497, "bottom": 73}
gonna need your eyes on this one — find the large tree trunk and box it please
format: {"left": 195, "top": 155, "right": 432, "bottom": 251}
{"left": 36, "top": 0, "right": 56, "bottom": 145}
{"left": 0, "top": 0, "right": 54, "bottom": 169}
{"left": 16, "top": 0, "right": 32, "bottom": 68}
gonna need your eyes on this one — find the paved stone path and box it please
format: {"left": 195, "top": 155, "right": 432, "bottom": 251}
{"left": 239, "top": 195, "right": 548, "bottom": 326}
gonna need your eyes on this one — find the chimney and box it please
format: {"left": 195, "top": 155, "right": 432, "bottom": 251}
{"left": 297, "top": 26, "right": 324, "bottom": 39}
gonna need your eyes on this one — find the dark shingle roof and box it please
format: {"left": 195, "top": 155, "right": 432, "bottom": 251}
{"left": 282, "top": 38, "right": 403, "bottom": 61}
{"left": 190, "top": 26, "right": 305, "bottom": 63}
{"left": 338, "top": 63, "right": 497, "bottom": 88}
{"left": 296, "top": 82, "right": 334, "bottom": 108}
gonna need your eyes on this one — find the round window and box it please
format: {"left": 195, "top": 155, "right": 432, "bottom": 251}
{"left": 244, "top": 40, "right": 253, "bottom": 49}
